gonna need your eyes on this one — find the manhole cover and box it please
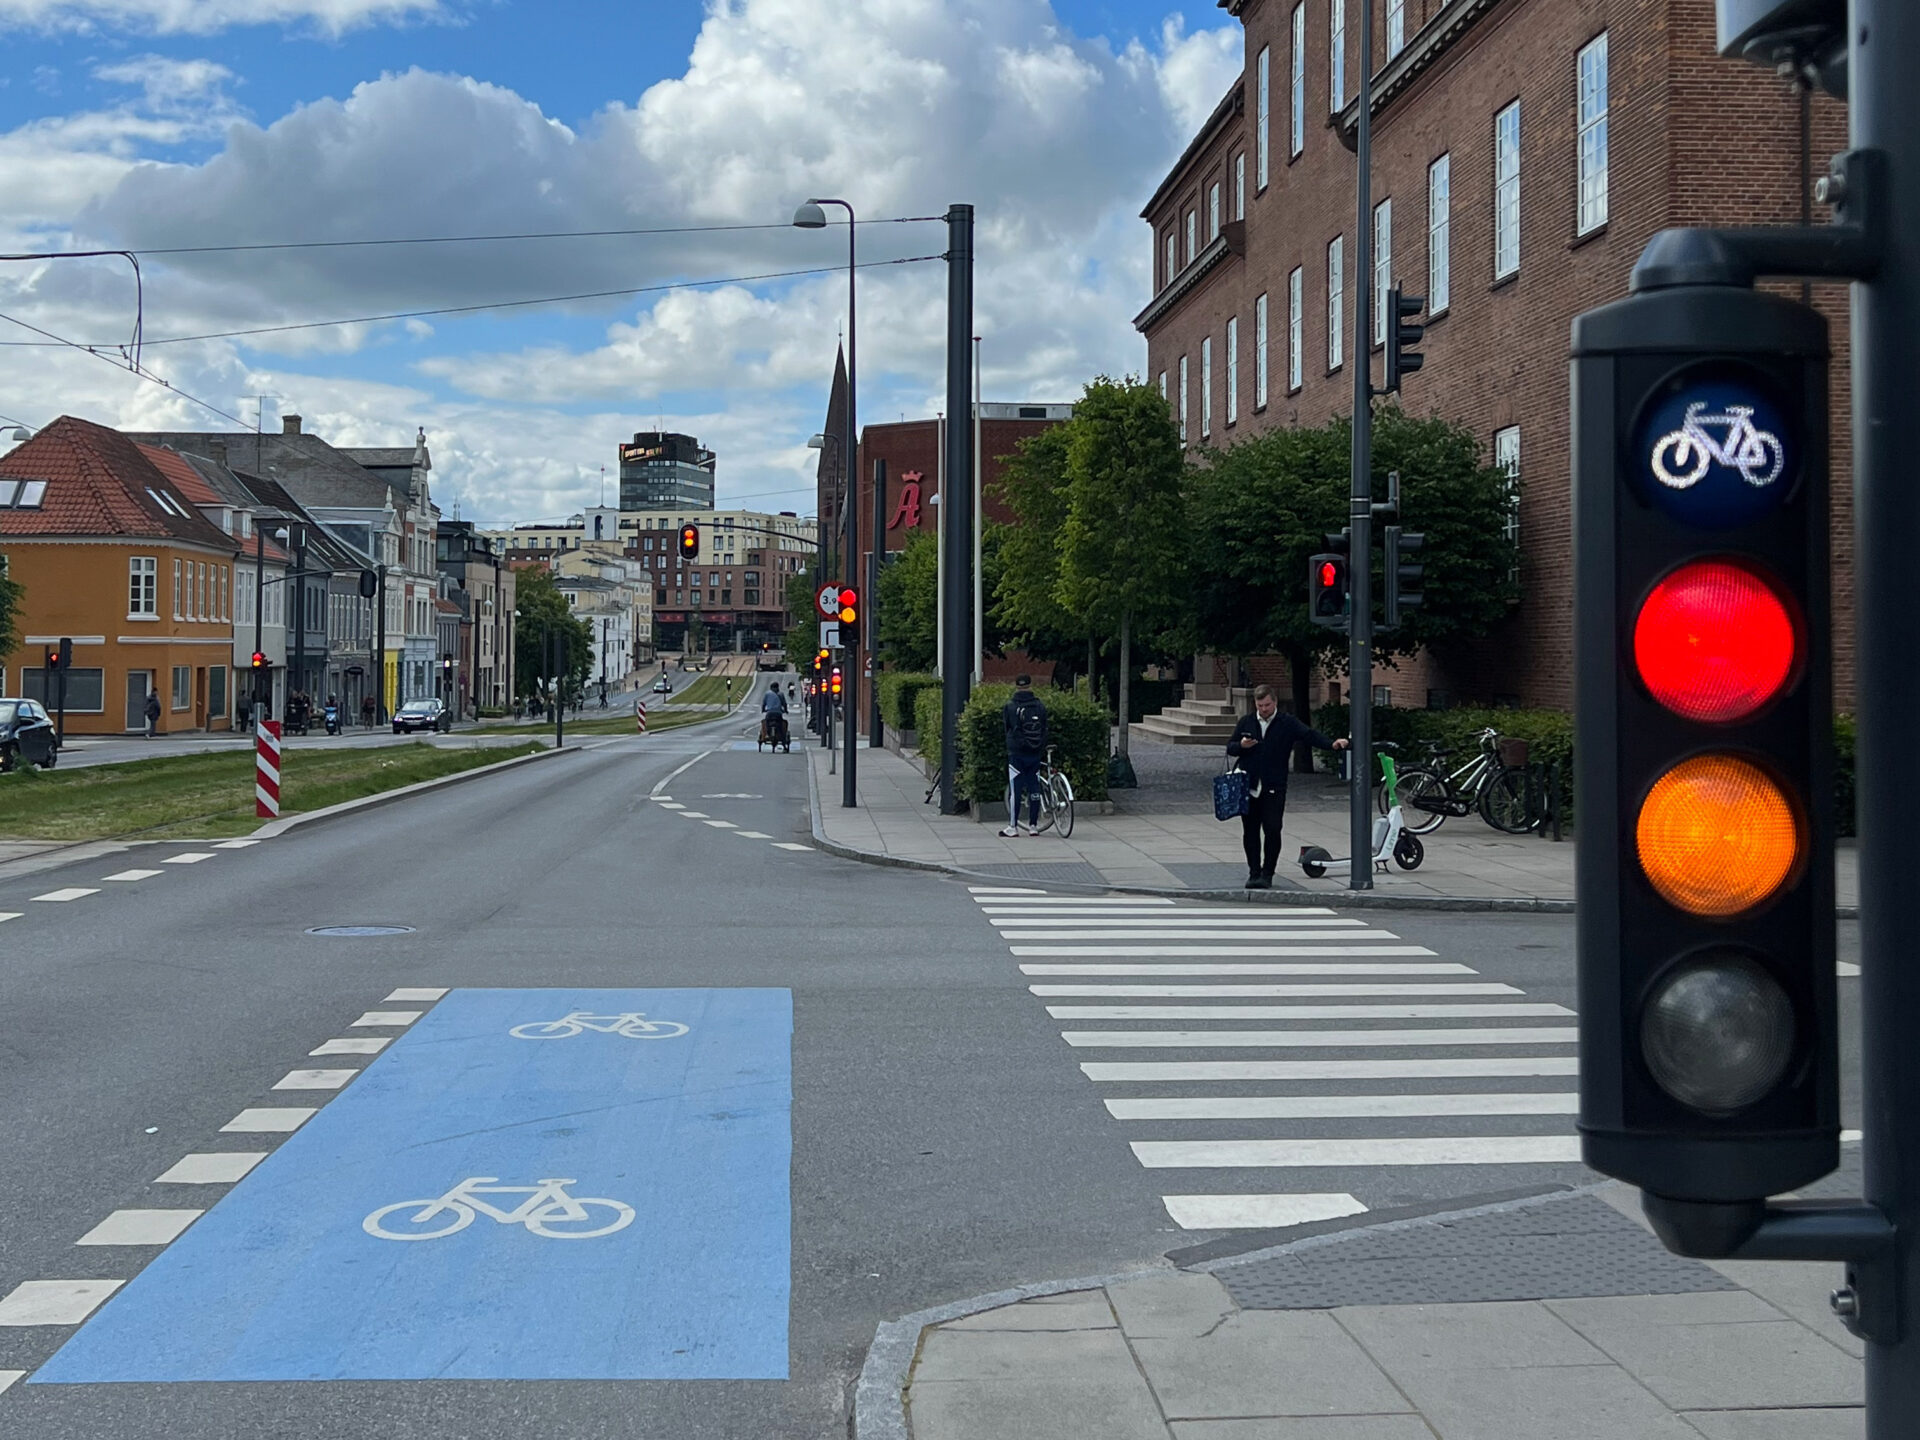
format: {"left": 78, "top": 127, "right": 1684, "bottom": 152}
{"left": 305, "top": 925, "right": 416, "bottom": 937}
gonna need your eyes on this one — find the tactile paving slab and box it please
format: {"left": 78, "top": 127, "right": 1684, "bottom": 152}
{"left": 1218, "top": 1194, "right": 1740, "bottom": 1309}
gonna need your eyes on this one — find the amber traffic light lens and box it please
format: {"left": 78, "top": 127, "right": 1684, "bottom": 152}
{"left": 1635, "top": 754, "right": 1802, "bottom": 917}
{"left": 1633, "top": 561, "right": 1797, "bottom": 722}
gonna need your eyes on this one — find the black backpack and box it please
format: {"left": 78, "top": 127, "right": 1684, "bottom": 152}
{"left": 1012, "top": 695, "right": 1048, "bottom": 751}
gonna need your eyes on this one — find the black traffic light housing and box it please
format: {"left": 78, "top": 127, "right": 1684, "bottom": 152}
{"left": 1572, "top": 274, "right": 1835, "bottom": 1219}
{"left": 1308, "top": 530, "right": 1351, "bottom": 630}
{"left": 837, "top": 587, "right": 859, "bottom": 626}
{"left": 829, "top": 666, "right": 843, "bottom": 697}
{"left": 679, "top": 524, "right": 701, "bottom": 561}
{"left": 1382, "top": 284, "right": 1425, "bottom": 395}
{"left": 251, "top": 652, "right": 268, "bottom": 671}
{"left": 1382, "top": 526, "right": 1424, "bottom": 629}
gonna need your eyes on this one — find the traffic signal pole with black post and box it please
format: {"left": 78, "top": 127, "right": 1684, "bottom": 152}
{"left": 1346, "top": 0, "right": 1375, "bottom": 889}
{"left": 938, "top": 203, "right": 975, "bottom": 817}
{"left": 1569, "top": 3, "right": 1914, "bottom": 1430}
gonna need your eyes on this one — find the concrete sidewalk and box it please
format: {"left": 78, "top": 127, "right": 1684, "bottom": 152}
{"left": 873, "top": 1180, "right": 1864, "bottom": 1440}
{"left": 809, "top": 743, "right": 1859, "bottom": 910}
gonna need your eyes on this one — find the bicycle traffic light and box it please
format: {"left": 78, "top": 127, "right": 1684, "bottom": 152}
{"left": 1382, "top": 526, "right": 1424, "bottom": 629}
{"left": 837, "top": 587, "right": 859, "bottom": 626}
{"left": 1308, "top": 529, "right": 1351, "bottom": 630}
{"left": 1571, "top": 268, "right": 1835, "bottom": 1224}
{"left": 679, "top": 524, "right": 700, "bottom": 561}
{"left": 829, "top": 666, "right": 843, "bottom": 697}
{"left": 1382, "top": 284, "right": 1425, "bottom": 395}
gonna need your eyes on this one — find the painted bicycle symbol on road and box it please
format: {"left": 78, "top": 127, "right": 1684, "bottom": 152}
{"left": 363, "top": 1176, "right": 636, "bottom": 1241}
{"left": 509, "top": 1010, "right": 689, "bottom": 1040}
{"left": 1649, "top": 401, "right": 1785, "bottom": 490}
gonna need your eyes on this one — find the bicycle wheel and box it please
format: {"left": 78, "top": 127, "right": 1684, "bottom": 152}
{"left": 528, "top": 1198, "right": 636, "bottom": 1239}
{"left": 619, "top": 1018, "right": 689, "bottom": 1039}
{"left": 1478, "top": 767, "right": 1535, "bottom": 834}
{"left": 363, "top": 1200, "right": 474, "bottom": 1241}
{"left": 1393, "top": 770, "right": 1450, "bottom": 835}
{"left": 1050, "top": 772, "right": 1075, "bottom": 839}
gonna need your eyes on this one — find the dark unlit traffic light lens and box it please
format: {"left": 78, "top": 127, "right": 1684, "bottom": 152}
{"left": 1641, "top": 953, "right": 1795, "bottom": 1114}
{"left": 1634, "top": 561, "right": 1797, "bottom": 723}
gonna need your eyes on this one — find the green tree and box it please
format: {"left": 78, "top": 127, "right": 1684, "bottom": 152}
{"left": 1055, "top": 376, "right": 1188, "bottom": 759}
{"left": 990, "top": 423, "right": 1090, "bottom": 679}
{"left": 513, "top": 565, "right": 593, "bottom": 705}
{"left": 876, "top": 529, "right": 938, "bottom": 671}
{"left": 784, "top": 563, "right": 822, "bottom": 674}
{"left": 0, "top": 547, "right": 20, "bottom": 662}
{"left": 1188, "top": 406, "right": 1520, "bottom": 761}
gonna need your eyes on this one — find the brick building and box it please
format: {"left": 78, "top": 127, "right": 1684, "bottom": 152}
{"left": 1139, "top": 0, "right": 1850, "bottom": 711}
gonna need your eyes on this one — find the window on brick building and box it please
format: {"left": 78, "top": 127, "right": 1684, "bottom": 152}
{"left": 1578, "top": 33, "right": 1609, "bottom": 235}
{"left": 172, "top": 558, "right": 182, "bottom": 620}
{"left": 1209, "top": 182, "right": 1221, "bottom": 240}
{"left": 1186, "top": 209, "right": 1197, "bottom": 262}
{"left": 1495, "top": 101, "right": 1521, "bottom": 279}
{"left": 1329, "top": 0, "right": 1345, "bottom": 112}
{"left": 1159, "top": 370, "right": 1168, "bottom": 402}
{"left": 1387, "top": 0, "right": 1405, "bottom": 57}
{"left": 1201, "top": 336, "right": 1213, "bottom": 438}
{"left": 129, "top": 556, "right": 157, "bottom": 618}
{"left": 1291, "top": 6, "right": 1306, "bottom": 156}
{"left": 1256, "top": 292, "right": 1271, "bottom": 407}
{"left": 1257, "top": 45, "right": 1271, "bottom": 186}
{"left": 1496, "top": 425, "right": 1521, "bottom": 583}
{"left": 1235, "top": 153, "right": 1246, "bottom": 219}
{"left": 1373, "top": 197, "right": 1392, "bottom": 348}
{"left": 1164, "top": 229, "right": 1175, "bottom": 286}
{"left": 1288, "top": 267, "right": 1304, "bottom": 390}
{"left": 1226, "top": 316, "right": 1239, "bottom": 425}
{"left": 1428, "top": 153, "right": 1452, "bottom": 314}
{"left": 1179, "top": 354, "right": 1189, "bottom": 442}
{"left": 1328, "top": 236, "right": 1345, "bottom": 371}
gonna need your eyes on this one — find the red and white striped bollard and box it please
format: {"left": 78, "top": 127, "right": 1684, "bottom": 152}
{"left": 255, "top": 720, "right": 282, "bottom": 817}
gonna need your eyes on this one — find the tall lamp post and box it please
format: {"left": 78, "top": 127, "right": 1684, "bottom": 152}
{"left": 793, "top": 197, "right": 859, "bottom": 808}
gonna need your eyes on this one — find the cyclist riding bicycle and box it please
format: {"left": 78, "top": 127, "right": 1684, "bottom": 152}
{"left": 761, "top": 681, "right": 790, "bottom": 749}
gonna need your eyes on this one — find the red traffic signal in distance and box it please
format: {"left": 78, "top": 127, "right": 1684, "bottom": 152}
{"left": 678, "top": 524, "right": 700, "bottom": 560}
{"left": 829, "top": 666, "right": 843, "bottom": 697}
{"left": 250, "top": 651, "right": 268, "bottom": 670}
{"left": 837, "top": 587, "right": 859, "bottom": 625}
{"left": 1308, "top": 549, "right": 1349, "bottom": 629}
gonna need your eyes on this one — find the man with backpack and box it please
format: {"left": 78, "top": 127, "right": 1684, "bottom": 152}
{"left": 1001, "top": 675, "right": 1050, "bottom": 838}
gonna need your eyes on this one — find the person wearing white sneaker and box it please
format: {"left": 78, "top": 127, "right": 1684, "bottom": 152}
{"left": 1001, "top": 674, "right": 1050, "bottom": 838}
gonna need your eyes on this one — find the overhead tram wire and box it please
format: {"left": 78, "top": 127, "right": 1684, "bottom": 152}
{"left": 0, "top": 253, "right": 946, "bottom": 350}
{"left": 0, "top": 307, "right": 253, "bottom": 429}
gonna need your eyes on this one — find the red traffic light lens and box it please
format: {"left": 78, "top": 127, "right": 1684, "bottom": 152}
{"left": 1318, "top": 562, "right": 1337, "bottom": 589}
{"left": 1633, "top": 560, "right": 1798, "bottom": 723}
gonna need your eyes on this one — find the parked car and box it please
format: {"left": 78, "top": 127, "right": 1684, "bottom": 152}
{"left": 392, "top": 698, "right": 452, "bottom": 734}
{"left": 651, "top": 676, "right": 673, "bottom": 695}
{"left": 0, "top": 698, "right": 59, "bottom": 771}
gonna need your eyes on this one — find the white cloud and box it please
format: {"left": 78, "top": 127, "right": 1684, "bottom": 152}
{"left": 0, "top": 0, "right": 444, "bottom": 37}
{"left": 0, "top": 0, "right": 1247, "bottom": 518}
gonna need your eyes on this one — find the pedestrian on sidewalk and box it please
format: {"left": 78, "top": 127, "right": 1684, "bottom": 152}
{"left": 1227, "top": 684, "right": 1348, "bottom": 888}
{"left": 1001, "top": 675, "right": 1050, "bottom": 838}
{"left": 143, "top": 686, "right": 162, "bottom": 738}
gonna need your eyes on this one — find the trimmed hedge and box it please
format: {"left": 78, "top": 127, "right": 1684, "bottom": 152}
{"left": 878, "top": 670, "right": 941, "bottom": 731}
{"left": 913, "top": 682, "right": 1112, "bottom": 804}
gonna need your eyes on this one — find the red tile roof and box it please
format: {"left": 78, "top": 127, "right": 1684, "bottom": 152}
{"left": 137, "top": 443, "right": 289, "bottom": 564}
{"left": 0, "top": 416, "right": 238, "bottom": 551}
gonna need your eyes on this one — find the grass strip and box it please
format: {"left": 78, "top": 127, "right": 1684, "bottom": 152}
{"left": 486, "top": 706, "right": 715, "bottom": 738}
{"left": 0, "top": 741, "right": 544, "bottom": 842}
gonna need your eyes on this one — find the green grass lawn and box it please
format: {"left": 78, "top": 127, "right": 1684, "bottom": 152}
{"left": 486, "top": 704, "right": 715, "bottom": 738}
{"left": 661, "top": 672, "right": 753, "bottom": 707}
{"left": 0, "top": 742, "right": 546, "bottom": 843}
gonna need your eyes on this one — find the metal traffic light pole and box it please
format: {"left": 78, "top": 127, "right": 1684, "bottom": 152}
{"left": 1346, "top": 0, "right": 1375, "bottom": 890}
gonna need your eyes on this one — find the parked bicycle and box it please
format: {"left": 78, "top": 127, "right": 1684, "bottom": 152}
{"left": 1376, "top": 727, "right": 1534, "bottom": 835}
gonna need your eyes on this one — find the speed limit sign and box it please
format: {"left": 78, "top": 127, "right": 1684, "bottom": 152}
{"left": 815, "top": 584, "right": 839, "bottom": 620}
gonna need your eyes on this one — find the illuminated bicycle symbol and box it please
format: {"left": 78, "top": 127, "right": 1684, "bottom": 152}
{"left": 1650, "top": 402, "right": 1785, "bottom": 490}
{"left": 363, "top": 1176, "right": 635, "bottom": 1241}
{"left": 509, "top": 1010, "right": 689, "bottom": 1040}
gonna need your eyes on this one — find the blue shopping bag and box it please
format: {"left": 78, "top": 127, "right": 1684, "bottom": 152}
{"left": 1213, "top": 766, "right": 1250, "bottom": 822}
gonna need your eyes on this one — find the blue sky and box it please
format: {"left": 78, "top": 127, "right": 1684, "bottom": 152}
{"left": 0, "top": 0, "right": 1243, "bottom": 523}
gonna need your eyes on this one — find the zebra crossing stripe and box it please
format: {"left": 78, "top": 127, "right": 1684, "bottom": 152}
{"left": 1045, "top": 1003, "right": 1574, "bottom": 1021}
{"left": 1161, "top": 1194, "right": 1367, "bottom": 1230}
{"left": 1020, "top": 963, "right": 1476, "bottom": 975}
{"left": 1029, "top": 983, "right": 1524, "bottom": 997}
{"left": 999, "top": 930, "right": 1401, "bottom": 942}
{"left": 1131, "top": 1136, "right": 1585, "bottom": 1168}
{"left": 1060, "top": 1027, "right": 1579, "bottom": 1048}
{"left": 1104, "top": 1093, "right": 1581, "bottom": 1121}
{"left": 1081, "top": 1056, "right": 1581, "bottom": 1081}
{"left": 1011, "top": 945, "right": 1439, "bottom": 958}
{"left": 988, "top": 916, "right": 1373, "bottom": 927}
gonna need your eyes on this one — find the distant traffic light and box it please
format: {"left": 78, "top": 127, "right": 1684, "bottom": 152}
{"left": 679, "top": 524, "right": 700, "bottom": 560}
{"left": 829, "top": 666, "right": 843, "bottom": 697}
{"left": 250, "top": 651, "right": 268, "bottom": 671}
{"left": 837, "top": 587, "right": 859, "bottom": 626}
{"left": 1571, "top": 266, "right": 1835, "bottom": 1229}
{"left": 1382, "top": 283, "right": 1425, "bottom": 394}
{"left": 1308, "top": 530, "right": 1351, "bottom": 630}
{"left": 1382, "top": 526, "right": 1424, "bottom": 628}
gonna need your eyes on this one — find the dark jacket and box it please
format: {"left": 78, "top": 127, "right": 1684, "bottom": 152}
{"left": 1003, "top": 687, "right": 1049, "bottom": 761}
{"left": 143, "top": 692, "right": 162, "bottom": 721}
{"left": 1226, "top": 711, "right": 1336, "bottom": 795}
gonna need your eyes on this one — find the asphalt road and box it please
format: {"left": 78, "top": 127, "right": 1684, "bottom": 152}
{"left": 0, "top": 692, "right": 1864, "bottom": 1438}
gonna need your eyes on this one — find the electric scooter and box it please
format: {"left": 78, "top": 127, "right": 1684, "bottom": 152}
{"left": 1299, "top": 751, "right": 1425, "bottom": 879}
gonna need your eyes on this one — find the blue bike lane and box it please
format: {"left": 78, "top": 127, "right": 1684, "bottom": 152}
{"left": 32, "top": 987, "right": 792, "bottom": 1383}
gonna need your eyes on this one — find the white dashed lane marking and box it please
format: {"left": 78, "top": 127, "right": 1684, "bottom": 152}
{"left": 220, "top": 1107, "right": 316, "bottom": 1132}
{"left": 0, "top": 1370, "right": 22, "bottom": 1394}
{"left": 704, "top": 819, "right": 737, "bottom": 829}
{"left": 351, "top": 1010, "right": 421, "bottom": 1027}
{"left": 311, "top": 1037, "right": 390, "bottom": 1056}
{"left": 101, "top": 869, "right": 163, "bottom": 882}
{"left": 154, "top": 1153, "right": 267, "bottom": 1184}
{"left": 31, "top": 889, "right": 98, "bottom": 903}
{"left": 736, "top": 831, "right": 773, "bottom": 839}
{"left": 772, "top": 843, "right": 811, "bottom": 852}
{"left": 0, "top": 913, "right": 19, "bottom": 924}
{"left": 162, "top": 852, "right": 215, "bottom": 865}
{"left": 384, "top": 987, "right": 447, "bottom": 1002}
{"left": 74, "top": 1210, "right": 203, "bottom": 1246}
{"left": 271, "top": 1070, "right": 358, "bottom": 1091}
{"left": 0, "top": 1281, "right": 123, "bottom": 1326}
{"left": 211, "top": 839, "right": 260, "bottom": 849}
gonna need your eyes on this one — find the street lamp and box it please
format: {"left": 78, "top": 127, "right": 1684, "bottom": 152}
{"left": 794, "top": 197, "right": 859, "bottom": 808}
